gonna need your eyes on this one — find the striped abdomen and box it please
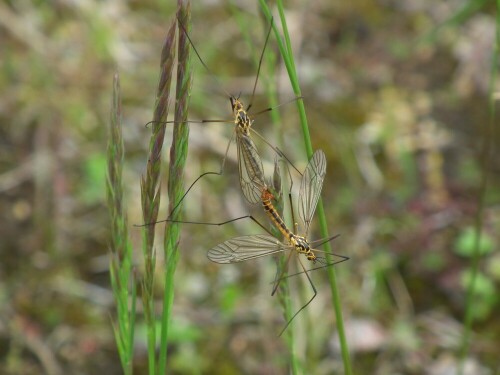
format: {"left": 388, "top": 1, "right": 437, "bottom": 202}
{"left": 261, "top": 189, "right": 317, "bottom": 262}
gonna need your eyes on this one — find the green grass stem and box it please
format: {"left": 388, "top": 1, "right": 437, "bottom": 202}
{"left": 458, "top": 2, "right": 499, "bottom": 373}
{"left": 258, "top": 1, "right": 353, "bottom": 374}
{"left": 230, "top": 7, "right": 300, "bottom": 373}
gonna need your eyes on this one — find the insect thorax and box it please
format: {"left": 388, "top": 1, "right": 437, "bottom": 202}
{"left": 231, "top": 97, "right": 252, "bottom": 134}
{"left": 235, "top": 111, "right": 252, "bottom": 135}
{"left": 291, "top": 235, "right": 316, "bottom": 262}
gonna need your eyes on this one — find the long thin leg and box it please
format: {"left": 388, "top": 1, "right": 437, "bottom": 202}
{"left": 249, "top": 95, "right": 303, "bottom": 118}
{"left": 273, "top": 234, "right": 348, "bottom": 281}
{"left": 251, "top": 128, "right": 301, "bottom": 175}
{"left": 288, "top": 189, "right": 299, "bottom": 235}
{"left": 134, "top": 213, "right": 277, "bottom": 238}
{"left": 177, "top": 15, "right": 231, "bottom": 99}
{"left": 144, "top": 118, "right": 233, "bottom": 128}
{"left": 271, "top": 250, "right": 294, "bottom": 297}
{"left": 309, "top": 234, "right": 342, "bottom": 247}
{"left": 247, "top": 18, "right": 274, "bottom": 112}
{"left": 247, "top": 96, "right": 304, "bottom": 170}
{"left": 277, "top": 256, "right": 317, "bottom": 337}
{"left": 167, "top": 130, "right": 236, "bottom": 219}
{"left": 275, "top": 255, "right": 350, "bottom": 282}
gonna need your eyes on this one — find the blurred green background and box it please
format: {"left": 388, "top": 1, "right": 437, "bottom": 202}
{"left": 1, "top": 1, "right": 499, "bottom": 374}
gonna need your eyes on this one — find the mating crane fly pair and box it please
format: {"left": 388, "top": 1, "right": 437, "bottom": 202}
{"left": 144, "top": 17, "right": 348, "bottom": 334}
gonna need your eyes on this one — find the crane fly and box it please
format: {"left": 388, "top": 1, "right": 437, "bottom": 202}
{"left": 152, "top": 16, "right": 300, "bottom": 223}
{"left": 207, "top": 150, "right": 348, "bottom": 335}
{"left": 175, "top": 16, "right": 291, "bottom": 204}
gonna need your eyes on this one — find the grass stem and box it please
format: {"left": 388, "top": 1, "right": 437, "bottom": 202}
{"left": 258, "top": 1, "right": 353, "bottom": 373}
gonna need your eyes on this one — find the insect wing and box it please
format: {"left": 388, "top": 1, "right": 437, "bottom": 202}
{"left": 208, "top": 234, "right": 289, "bottom": 264}
{"left": 298, "top": 150, "right": 327, "bottom": 235}
{"left": 237, "top": 133, "right": 266, "bottom": 204}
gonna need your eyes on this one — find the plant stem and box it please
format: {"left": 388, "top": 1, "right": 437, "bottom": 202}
{"left": 459, "top": 2, "right": 498, "bottom": 373}
{"left": 258, "top": 1, "right": 353, "bottom": 374}
{"left": 230, "top": 7, "right": 300, "bottom": 372}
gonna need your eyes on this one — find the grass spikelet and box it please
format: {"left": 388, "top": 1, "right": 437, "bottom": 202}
{"left": 140, "top": 18, "right": 177, "bottom": 374}
{"left": 158, "top": 1, "right": 192, "bottom": 373}
{"left": 107, "top": 73, "right": 136, "bottom": 375}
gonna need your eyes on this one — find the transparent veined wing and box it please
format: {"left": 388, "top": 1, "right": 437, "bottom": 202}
{"left": 207, "top": 234, "right": 291, "bottom": 264}
{"left": 237, "top": 132, "right": 267, "bottom": 204}
{"left": 298, "top": 150, "right": 327, "bottom": 235}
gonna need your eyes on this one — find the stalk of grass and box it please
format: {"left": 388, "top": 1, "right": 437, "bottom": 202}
{"left": 259, "top": 22, "right": 301, "bottom": 375}
{"left": 259, "top": 33, "right": 300, "bottom": 373}
{"left": 262, "top": 31, "right": 302, "bottom": 375}
{"left": 140, "top": 19, "right": 177, "bottom": 375}
{"left": 272, "top": 178, "right": 301, "bottom": 375}
{"left": 230, "top": 7, "right": 300, "bottom": 373}
{"left": 420, "top": 0, "right": 488, "bottom": 44}
{"left": 107, "top": 73, "right": 136, "bottom": 375}
{"left": 258, "top": 1, "right": 353, "bottom": 374}
{"left": 158, "top": 1, "right": 192, "bottom": 373}
{"left": 458, "top": 3, "right": 499, "bottom": 373}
